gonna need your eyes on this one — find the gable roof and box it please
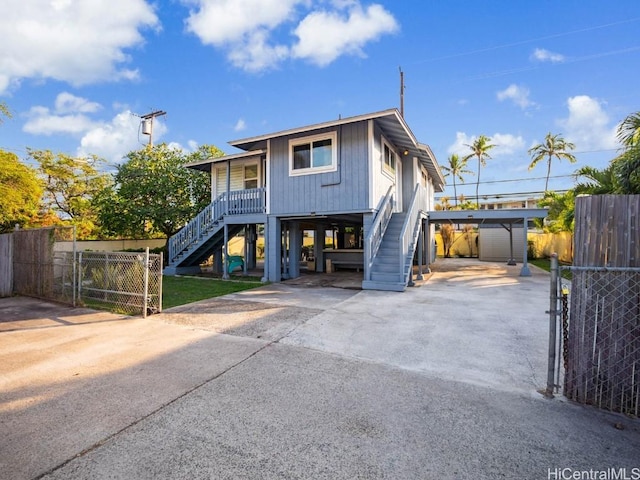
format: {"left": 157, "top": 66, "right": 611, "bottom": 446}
{"left": 230, "top": 108, "right": 445, "bottom": 192}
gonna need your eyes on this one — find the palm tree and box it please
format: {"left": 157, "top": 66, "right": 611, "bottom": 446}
{"left": 528, "top": 133, "right": 576, "bottom": 191}
{"left": 440, "top": 154, "right": 473, "bottom": 207}
{"left": 574, "top": 165, "right": 617, "bottom": 195}
{"left": 617, "top": 111, "right": 640, "bottom": 148}
{"left": 463, "top": 135, "right": 495, "bottom": 209}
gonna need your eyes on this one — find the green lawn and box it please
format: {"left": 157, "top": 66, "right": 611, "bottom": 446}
{"left": 162, "top": 275, "right": 264, "bottom": 309}
{"left": 529, "top": 258, "right": 573, "bottom": 279}
{"left": 529, "top": 258, "right": 552, "bottom": 272}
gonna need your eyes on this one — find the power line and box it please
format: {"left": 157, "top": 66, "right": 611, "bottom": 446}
{"left": 413, "top": 17, "right": 640, "bottom": 64}
{"left": 444, "top": 174, "right": 574, "bottom": 186}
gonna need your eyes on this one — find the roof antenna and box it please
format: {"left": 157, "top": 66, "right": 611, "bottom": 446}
{"left": 399, "top": 66, "right": 405, "bottom": 118}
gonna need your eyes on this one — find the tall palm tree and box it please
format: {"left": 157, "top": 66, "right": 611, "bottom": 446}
{"left": 617, "top": 111, "right": 640, "bottom": 148}
{"left": 463, "top": 135, "right": 495, "bottom": 209}
{"left": 528, "top": 132, "right": 576, "bottom": 191}
{"left": 440, "top": 154, "right": 473, "bottom": 207}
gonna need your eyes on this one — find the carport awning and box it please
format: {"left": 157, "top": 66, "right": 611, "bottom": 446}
{"left": 426, "top": 208, "right": 548, "bottom": 278}
{"left": 427, "top": 208, "right": 548, "bottom": 225}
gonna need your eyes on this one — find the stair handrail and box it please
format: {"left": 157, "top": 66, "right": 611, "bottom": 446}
{"left": 398, "top": 184, "right": 426, "bottom": 284}
{"left": 364, "top": 186, "right": 395, "bottom": 281}
{"left": 168, "top": 192, "right": 227, "bottom": 264}
{"left": 167, "top": 187, "right": 267, "bottom": 266}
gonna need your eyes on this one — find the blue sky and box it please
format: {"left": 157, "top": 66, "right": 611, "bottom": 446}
{"left": 1, "top": 0, "right": 638, "bottom": 202}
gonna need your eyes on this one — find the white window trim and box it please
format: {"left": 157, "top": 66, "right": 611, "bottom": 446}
{"left": 243, "top": 162, "right": 259, "bottom": 189}
{"left": 288, "top": 131, "right": 338, "bottom": 176}
{"left": 381, "top": 136, "right": 397, "bottom": 179}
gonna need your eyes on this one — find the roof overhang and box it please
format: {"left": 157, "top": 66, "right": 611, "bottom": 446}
{"left": 428, "top": 208, "right": 548, "bottom": 225}
{"left": 184, "top": 149, "right": 265, "bottom": 172}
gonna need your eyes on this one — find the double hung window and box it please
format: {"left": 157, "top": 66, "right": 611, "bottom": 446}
{"left": 382, "top": 139, "right": 396, "bottom": 176}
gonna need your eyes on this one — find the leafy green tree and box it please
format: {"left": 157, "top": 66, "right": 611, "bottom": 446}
{"left": 0, "top": 149, "right": 43, "bottom": 232}
{"left": 27, "top": 149, "right": 111, "bottom": 238}
{"left": 528, "top": 133, "right": 576, "bottom": 191}
{"left": 440, "top": 154, "right": 472, "bottom": 207}
{"left": 97, "top": 143, "right": 220, "bottom": 242}
{"left": 463, "top": 135, "right": 495, "bottom": 209}
{"left": 538, "top": 190, "right": 576, "bottom": 233}
{"left": 617, "top": 111, "right": 640, "bottom": 147}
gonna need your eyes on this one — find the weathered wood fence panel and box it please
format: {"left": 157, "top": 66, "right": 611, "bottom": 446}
{"left": 13, "top": 228, "right": 56, "bottom": 299}
{"left": 573, "top": 194, "right": 640, "bottom": 267}
{"left": 0, "top": 233, "right": 13, "bottom": 297}
{"left": 564, "top": 195, "right": 640, "bottom": 415}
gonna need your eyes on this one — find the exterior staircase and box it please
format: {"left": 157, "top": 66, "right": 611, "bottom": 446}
{"left": 362, "top": 213, "right": 417, "bottom": 291}
{"left": 164, "top": 188, "right": 265, "bottom": 275}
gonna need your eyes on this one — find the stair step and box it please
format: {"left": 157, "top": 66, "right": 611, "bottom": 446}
{"left": 371, "top": 272, "right": 402, "bottom": 283}
{"left": 371, "top": 263, "right": 398, "bottom": 274}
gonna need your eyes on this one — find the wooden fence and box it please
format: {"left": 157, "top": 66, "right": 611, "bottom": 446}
{"left": 0, "top": 234, "right": 12, "bottom": 297}
{"left": 563, "top": 195, "right": 640, "bottom": 415}
{"left": 573, "top": 194, "right": 640, "bottom": 267}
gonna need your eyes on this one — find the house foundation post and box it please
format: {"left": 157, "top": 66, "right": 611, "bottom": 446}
{"left": 222, "top": 223, "right": 230, "bottom": 280}
{"left": 288, "top": 221, "right": 301, "bottom": 279}
{"left": 520, "top": 217, "right": 531, "bottom": 276}
{"left": 314, "top": 224, "right": 326, "bottom": 272}
{"left": 266, "top": 216, "right": 281, "bottom": 282}
{"left": 417, "top": 220, "right": 424, "bottom": 280}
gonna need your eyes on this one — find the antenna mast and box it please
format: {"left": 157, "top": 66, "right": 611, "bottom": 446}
{"left": 399, "top": 67, "right": 405, "bottom": 118}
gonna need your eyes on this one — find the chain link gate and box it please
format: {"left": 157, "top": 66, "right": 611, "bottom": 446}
{"left": 78, "top": 249, "right": 163, "bottom": 317}
{"left": 548, "top": 256, "right": 640, "bottom": 416}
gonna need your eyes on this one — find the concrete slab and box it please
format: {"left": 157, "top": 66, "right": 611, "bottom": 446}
{"left": 0, "top": 297, "right": 266, "bottom": 480}
{"left": 282, "top": 258, "right": 551, "bottom": 394}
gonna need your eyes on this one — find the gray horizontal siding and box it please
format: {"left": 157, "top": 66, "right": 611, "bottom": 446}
{"left": 268, "top": 122, "right": 370, "bottom": 216}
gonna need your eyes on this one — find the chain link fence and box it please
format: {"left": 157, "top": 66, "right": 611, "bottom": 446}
{"left": 78, "top": 250, "right": 162, "bottom": 317}
{"left": 555, "top": 265, "right": 640, "bottom": 416}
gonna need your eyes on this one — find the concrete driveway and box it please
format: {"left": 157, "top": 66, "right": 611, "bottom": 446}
{"left": 1, "top": 259, "right": 639, "bottom": 479}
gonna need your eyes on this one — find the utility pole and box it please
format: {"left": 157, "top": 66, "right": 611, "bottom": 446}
{"left": 399, "top": 67, "right": 405, "bottom": 118}
{"left": 140, "top": 110, "right": 166, "bottom": 146}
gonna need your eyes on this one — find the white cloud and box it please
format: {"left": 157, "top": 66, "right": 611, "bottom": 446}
{"left": 184, "top": 0, "right": 399, "bottom": 72}
{"left": 184, "top": 0, "right": 301, "bottom": 46}
{"left": 496, "top": 84, "right": 535, "bottom": 109}
{"left": 291, "top": 4, "right": 399, "bottom": 66}
{"left": 227, "top": 30, "right": 290, "bottom": 73}
{"left": 448, "top": 132, "right": 525, "bottom": 158}
{"left": 0, "top": 0, "right": 158, "bottom": 94}
{"left": 23, "top": 92, "right": 168, "bottom": 163}
{"left": 531, "top": 48, "right": 565, "bottom": 63}
{"left": 23, "top": 92, "right": 101, "bottom": 135}
{"left": 491, "top": 133, "right": 526, "bottom": 155}
{"left": 55, "top": 92, "right": 102, "bottom": 114}
{"left": 78, "top": 110, "right": 167, "bottom": 163}
{"left": 234, "top": 118, "right": 247, "bottom": 131}
{"left": 557, "top": 95, "right": 618, "bottom": 150}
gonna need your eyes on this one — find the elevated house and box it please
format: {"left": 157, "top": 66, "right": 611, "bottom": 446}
{"left": 164, "top": 108, "right": 446, "bottom": 291}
